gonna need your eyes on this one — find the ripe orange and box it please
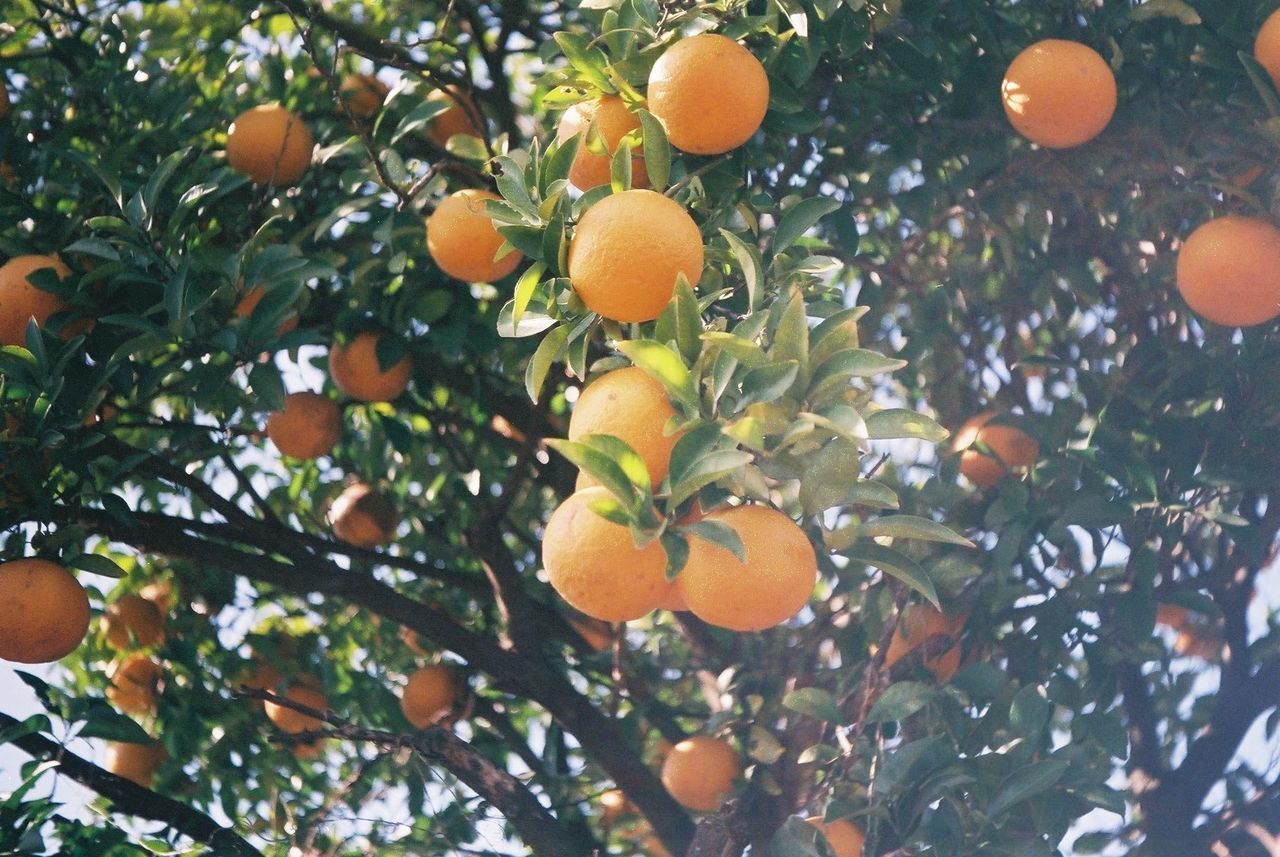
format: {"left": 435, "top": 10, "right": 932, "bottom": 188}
{"left": 882, "top": 604, "right": 966, "bottom": 683}
{"left": 600, "top": 788, "right": 632, "bottom": 828}
{"left": 568, "top": 615, "right": 615, "bottom": 652}
{"left": 426, "top": 189, "right": 523, "bottom": 282}
{"left": 1255, "top": 9, "right": 1280, "bottom": 90}
{"left": 567, "top": 189, "right": 704, "bottom": 322}
{"left": 226, "top": 104, "right": 314, "bottom": 186}
{"left": 264, "top": 679, "right": 328, "bottom": 733}
{"left": 542, "top": 486, "right": 670, "bottom": 622}
{"left": 654, "top": 583, "right": 689, "bottom": 612}
{"left": 328, "top": 331, "right": 414, "bottom": 402}
{"left": 234, "top": 285, "right": 299, "bottom": 336}
{"left": 1175, "top": 216, "right": 1280, "bottom": 327}
{"left": 675, "top": 505, "right": 817, "bottom": 632}
{"left": 400, "top": 664, "right": 457, "bottom": 728}
{"left": 329, "top": 481, "right": 399, "bottom": 548}
{"left": 660, "top": 735, "right": 740, "bottom": 811}
{"left": 423, "top": 90, "right": 485, "bottom": 148}
{"left": 1156, "top": 603, "right": 1191, "bottom": 630}
{"left": 556, "top": 96, "right": 649, "bottom": 191}
{"left": 0, "top": 558, "right": 91, "bottom": 663}
{"left": 107, "top": 655, "right": 163, "bottom": 715}
{"left": 105, "top": 740, "right": 166, "bottom": 787}
{"left": 239, "top": 659, "right": 283, "bottom": 709}
{"left": 0, "top": 255, "right": 73, "bottom": 346}
{"left": 646, "top": 33, "right": 769, "bottom": 155}
{"left": 103, "top": 594, "right": 165, "bottom": 650}
{"left": 338, "top": 73, "right": 389, "bottom": 120}
{"left": 805, "top": 817, "right": 865, "bottom": 857}
{"left": 139, "top": 580, "right": 173, "bottom": 614}
{"left": 266, "top": 392, "right": 342, "bottom": 459}
{"left": 1000, "top": 39, "right": 1116, "bottom": 148}
{"left": 1174, "top": 624, "right": 1224, "bottom": 661}
{"left": 568, "top": 366, "right": 683, "bottom": 486}
{"left": 292, "top": 739, "right": 326, "bottom": 760}
{"left": 952, "top": 412, "right": 1039, "bottom": 488}
{"left": 401, "top": 626, "right": 430, "bottom": 656}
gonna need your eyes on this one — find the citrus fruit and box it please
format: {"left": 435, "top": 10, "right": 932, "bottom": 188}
{"left": 542, "top": 486, "right": 670, "bottom": 622}
{"left": 401, "top": 626, "right": 430, "bottom": 656}
{"left": 400, "top": 664, "right": 457, "bottom": 728}
{"left": 426, "top": 189, "right": 522, "bottom": 282}
{"left": 225, "top": 104, "right": 314, "bottom": 186}
{"left": 103, "top": 594, "right": 165, "bottom": 649}
{"left": 264, "top": 679, "right": 328, "bottom": 733}
{"left": 266, "top": 392, "right": 342, "bottom": 460}
{"left": 105, "top": 740, "right": 166, "bottom": 787}
{"left": 423, "top": 90, "right": 484, "bottom": 147}
{"left": 1175, "top": 625, "right": 1224, "bottom": 661}
{"left": 0, "top": 558, "right": 91, "bottom": 663}
{"left": 106, "top": 655, "right": 162, "bottom": 715}
{"left": 0, "top": 255, "right": 73, "bottom": 346}
{"left": 338, "top": 73, "right": 389, "bottom": 120}
{"left": 1255, "top": 9, "right": 1280, "bottom": 90}
{"left": 567, "top": 189, "right": 704, "bottom": 322}
{"left": 952, "top": 412, "right": 1039, "bottom": 488}
{"left": 1156, "top": 603, "right": 1190, "bottom": 630}
{"left": 660, "top": 735, "right": 740, "bottom": 811}
{"left": 233, "top": 285, "right": 299, "bottom": 336}
{"left": 675, "top": 504, "right": 817, "bottom": 632}
{"left": 329, "top": 481, "right": 399, "bottom": 548}
{"left": 646, "top": 33, "right": 769, "bottom": 155}
{"left": 556, "top": 95, "right": 649, "bottom": 191}
{"left": 568, "top": 366, "right": 683, "bottom": 486}
{"left": 805, "top": 817, "right": 865, "bottom": 857}
{"left": 328, "top": 331, "right": 414, "bottom": 402}
{"left": 654, "top": 583, "right": 688, "bottom": 612}
{"left": 568, "top": 615, "right": 614, "bottom": 652}
{"left": 292, "top": 739, "right": 326, "bottom": 760}
{"left": 1175, "top": 215, "right": 1280, "bottom": 327}
{"left": 882, "top": 604, "right": 966, "bottom": 683}
{"left": 1000, "top": 39, "right": 1116, "bottom": 148}
{"left": 139, "top": 580, "right": 173, "bottom": 614}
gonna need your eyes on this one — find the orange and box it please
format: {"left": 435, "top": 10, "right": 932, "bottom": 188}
{"left": 1156, "top": 603, "right": 1191, "bottom": 630}
{"left": 401, "top": 626, "right": 430, "bottom": 656}
{"left": 400, "top": 664, "right": 457, "bottom": 728}
{"left": 103, "top": 594, "right": 165, "bottom": 650}
{"left": 234, "top": 285, "right": 299, "bottom": 336}
{"left": 600, "top": 788, "right": 632, "bottom": 828}
{"left": 676, "top": 504, "right": 817, "bottom": 632}
{"left": 329, "top": 481, "right": 399, "bottom": 547}
{"left": 0, "top": 255, "right": 73, "bottom": 346}
{"left": 292, "top": 739, "right": 326, "bottom": 760}
{"left": 1000, "top": 39, "right": 1116, "bottom": 149}
{"left": 568, "top": 615, "right": 614, "bottom": 652}
{"left": 239, "top": 659, "right": 282, "bottom": 709}
{"left": 225, "top": 104, "right": 314, "bottom": 186}
{"left": 0, "top": 559, "right": 91, "bottom": 663}
{"left": 338, "top": 73, "right": 389, "bottom": 120}
{"left": 138, "top": 580, "right": 173, "bottom": 614}
{"left": 653, "top": 584, "right": 689, "bottom": 612}
{"left": 660, "top": 735, "right": 740, "bottom": 811}
{"left": 1175, "top": 216, "right": 1280, "bottom": 327}
{"left": 646, "top": 33, "right": 769, "bottom": 155}
{"left": 264, "top": 679, "right": 328, "bottom": 733}
{"left": 882, "top": 604, "right": 966, "bottom": 683}
{"left": 542, "top": 486, "right": 670, "bottom": 622}
{"left": 266, "top": 392, "right": 342, "bottom": 460}
{"left": 952, "top": 412, "right": 1039, "bottom": 488}
{"left": 423, "top": 90, "right": 485, "bottom": 147}
{"left": 328, "top": 331, "right": 414, "bottom": 402}
{"left": 805, "top": 817, "right": 865, "bottom": 857}
{"left": 106, "top": 655, "right": 163, "bottom": 715}
{"left": 1255, "top": 9, "right": 1280, "bottom": 90}
{"left": 568, "top": 367, "right": 683, "bottom": 486}
{"left": 556, "top": 96, "right": 649, "bottom": 191}
{"left": 426, "top": 189, "right": 523, "bottom": 282}
{"left": 104, "top": 741, "right": 166, "bottom": 787}
{"left": 567, "top": 189, "right": 704, "bottom": 322}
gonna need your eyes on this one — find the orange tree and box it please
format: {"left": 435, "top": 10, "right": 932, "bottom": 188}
{"left": 3, "top": 0, "right": 1280, "bottom": 855}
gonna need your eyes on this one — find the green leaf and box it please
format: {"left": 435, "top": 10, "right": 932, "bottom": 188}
{"left": 782, "top": 688, "right": 843, "bottom": 723}
{"left": 720, "top": 228, "right": 765, "bottom": 313}
{"left": 799, "top": 438, "right": 863, "bottom": 515}
{"left": 546, "top": 439, "right": 642, "bottom": 510}
{"left": 773, "top": 196, "right": 840, "bottom": 256}
{"left": 849, "top": 515, "right": 973, "bottom": 547}
{"left": 0, "top": 714, "right": 50, "bottom": 746}
{"left": 661, "top": 530, "right": 689, "bottom": 579}
{"left": 739, "top": 361, "right": 800, "bottom": 408}
{"left": 609, "top": 138, "right": 633, "bottom": 192}
{"left": 69, "top": 553, "right": 128, "bottom": 579}
{"left": 684, "top": 519, "right": 745, "bottom": 562}
{"left": 511, "top": 262, "right": 548, "bottom": 328}
{"left": 772, "top": 0, "right": 809, "bottom": 38}
{"left": 525, "top": 323, "right": 570, "bottom": 402}
{"left": 668, "top": 424, "right": 724, "bottom": 484}
{"left": 672, "top": 276, "right": 703, "bottom": 365}
{"left": 1241, "top": 51, "right": 1280, "bottom": 118}
{"left": 810, "top": 348, "right": 907, "bottom": 386}
{"left": 76, "top": 705, "right": 153, "bottom": 744}
{"left": 576, "top": 434, "right": 652, "bottom": 496}
{"left": 669, "top": 449, "right": 754, "bottom": 508}
{"left": 616, "top": 339, "right": 698, "bottom": 411}
{"left": 865, "top": 409, "right": 948, "bottom": 443}
{"left": 636, "top": 108, "right": 671, "bottom": 191}
{"left": 553, "top": 32, "right": 615, "bottom": 92}
{"left": 987, "top": 759, "right": 1071, "bottom": 818}
{"left": 842, "top": 543, "right": 939, "bottom": 607}
{"left": 867, "top": 681, "right": 935, "bottom": 721}
{"left": 770, "top": 816, "right": 823, "bottom": 857}
{"left": 1130, "top": 0, "right": 1201, "bottom": 25}
{"left": 701, "top": 331, "right": 769, "bottom": 367}
{"left": 1009, "top": 683, "right": 1052, "bottom": 743}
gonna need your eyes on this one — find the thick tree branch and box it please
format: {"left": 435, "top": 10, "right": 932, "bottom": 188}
{"left": 0, "top": 711, "right": 261, "bottom": 857}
